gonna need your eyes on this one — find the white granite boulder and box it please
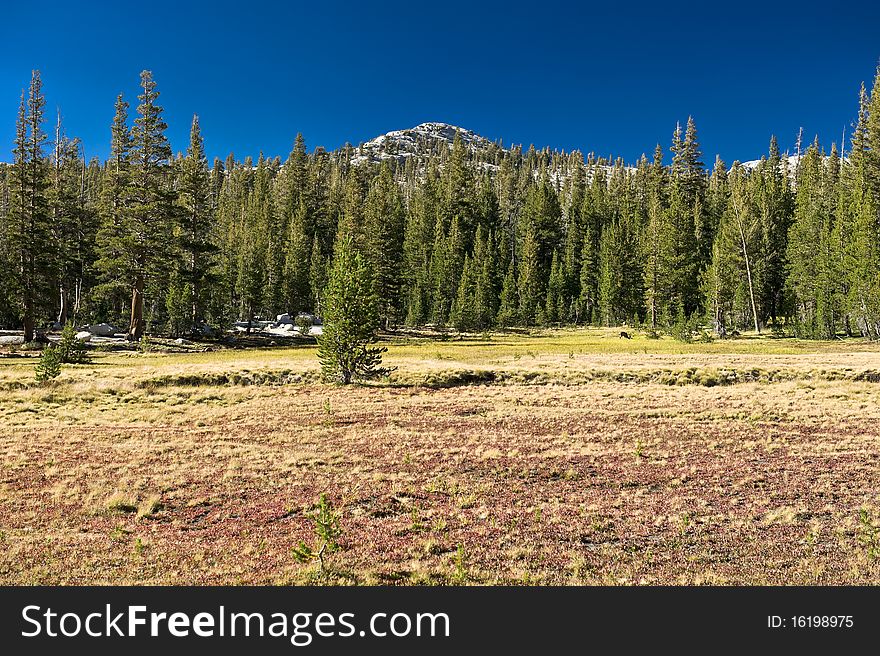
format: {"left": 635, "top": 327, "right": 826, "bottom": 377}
{"left": 87, "top": 323, "right": 118, "bottom": 337}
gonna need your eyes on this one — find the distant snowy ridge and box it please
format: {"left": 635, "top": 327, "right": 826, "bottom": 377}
{"left": 347, "top": 122, "right": 634, "bottom": 185}
{"left": 351, "top": 123, "right": 846, "bottom": 180}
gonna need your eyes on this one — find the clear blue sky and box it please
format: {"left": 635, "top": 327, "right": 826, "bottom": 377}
{"left": 2, "top": 0, "right": 878, "bottom": 166}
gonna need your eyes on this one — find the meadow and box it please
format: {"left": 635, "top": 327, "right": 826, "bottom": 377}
{"left": 1, "top": 327, "right": 879, "bottom": 585}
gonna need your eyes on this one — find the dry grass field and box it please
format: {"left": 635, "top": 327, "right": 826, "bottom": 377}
{"left": 1, "top": 327, "right": 880, "bottom": 585}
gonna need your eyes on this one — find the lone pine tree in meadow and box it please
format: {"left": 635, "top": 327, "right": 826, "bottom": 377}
{"left": 317, "top": 235, "right": 392, "bottom": 384}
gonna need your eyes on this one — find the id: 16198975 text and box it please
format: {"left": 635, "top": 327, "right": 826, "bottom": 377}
{"left": 767, "top": 616, "right": 854, "bottom": 629}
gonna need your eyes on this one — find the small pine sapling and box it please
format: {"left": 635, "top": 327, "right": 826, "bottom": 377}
{"left": 35, "top": 345, "right": 62, "bottom": 382}
{"left": 57, "top": 322, "right": 89, "bottom": 364}
{"left": 292, "top": 494, "right": 342, "bottom": 571}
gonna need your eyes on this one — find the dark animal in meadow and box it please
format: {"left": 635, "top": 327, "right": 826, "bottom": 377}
{"left": 619, "top": 331, "right": 632, "bottom": 339}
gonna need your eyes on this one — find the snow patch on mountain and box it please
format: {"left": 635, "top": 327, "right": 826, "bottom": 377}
{"left": 736, "top": 154, "right": 846, "bottom": 184}
{"left": 737, "top": 154, "right": 803, "bottom": 172}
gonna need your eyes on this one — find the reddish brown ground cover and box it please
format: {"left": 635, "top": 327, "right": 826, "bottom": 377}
{"left": 2, "top": 377, "right": 878, "bottom": 585}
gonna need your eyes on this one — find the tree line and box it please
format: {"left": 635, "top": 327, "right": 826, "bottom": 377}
{"left": 1, "top": 67, "right": 879, "bottom": 342}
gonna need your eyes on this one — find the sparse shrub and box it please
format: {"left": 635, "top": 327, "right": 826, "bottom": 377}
{"left": 107, "top": 492, "right": 138, "bottom": 514}
{"left": 57, "top": 322, "right": 89, "bottom": 364}
{"left": 295, "top": 314, "right": 313, "bottom": 336}
{"left": 419, "top": 369, "right": 497, "bottom": 389}
{"left": 458, "top": 493, "right": 477, "bottom": 509}
{"left": 322, "top": 397, "right": 334, "bottom": 426}
{"left": 669, "top": 312, "right": 700, "bottom": 343}
{"left": 698, "top": 370, "right": 721, "bottom": 387}
{"left": 410, "top": 507, "right": 425, "bottom": 533}
{"left": 137, "top": 495, "right": 163, "bottom": 518}
{"left": 453, "top": 544, "right": 467, "bottom": 582}
{"left": 292, "top": 494, "right": 342, "bottom": 571}
{"left": 678, "top": 512, "right": 692, "bottom": 535}
{"left": 139, "top": 335, "right": 152, "bottom": 353}
{"left": 858, "top": 508, "right": 879, "bottom": 560}
{"left": 35, "top": 345, "right": 62, "bottom": 382}
{"left": 109, "top": 525, "right": 131, "bottom": 542}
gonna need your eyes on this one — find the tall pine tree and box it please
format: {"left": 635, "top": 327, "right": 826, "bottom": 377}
{"left": 9, "top": 71, "right": 53, "bottom": 342}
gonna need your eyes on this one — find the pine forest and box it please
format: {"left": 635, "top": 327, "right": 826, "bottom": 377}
{"left": 2, "top": 67, "right": 880, "bottom": 343}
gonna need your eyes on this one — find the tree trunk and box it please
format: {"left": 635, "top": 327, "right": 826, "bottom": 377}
{"left": 128, "top": 274, "right": 145, "bottom": 340}
{"left": 858, "top": 295, "right": 873, "bottom": 340}
{"left": 23, "top": 300, "right": 35, "bottom": 344}
{"left": 741, "top": 241, "right": 760, "bottom": 335}
{"left": 191, "top": 282, "right": 199, "bottom": 326}
{"left": 733, "top": 197, "right": 760, "bottom": 335}
{"left": 74, "top": 277, "right": 82, "bottom": 321}
{"left": 58, "top": 284, "right": 68, "bottom": 326}
{"left": 191, "top": 250, "right": 199, "bottom": 325}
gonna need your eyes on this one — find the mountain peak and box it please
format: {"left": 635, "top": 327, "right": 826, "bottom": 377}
{"left": 352, "top": 122, "right": 491, "bottom": 165}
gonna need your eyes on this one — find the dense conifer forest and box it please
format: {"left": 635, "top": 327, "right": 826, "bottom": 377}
{"left": 1, "top": 66, "right": 879, "bottom": 341}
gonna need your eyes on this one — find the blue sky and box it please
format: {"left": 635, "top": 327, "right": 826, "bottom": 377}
{"left": 1, "top": 0, "right": 878, "bottom": 166}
